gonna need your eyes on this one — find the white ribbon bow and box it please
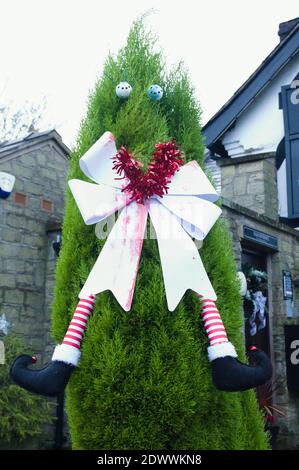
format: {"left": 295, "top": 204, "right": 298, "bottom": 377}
{"left": 69, "top": 131, "right": 222, "bottom": 311}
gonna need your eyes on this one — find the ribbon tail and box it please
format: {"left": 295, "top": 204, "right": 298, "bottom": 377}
{"left": 79, "top": 202, "right": 148, "bottom": 311}
{"left": 149, "top": 199, "right": 217, "bottom": 311}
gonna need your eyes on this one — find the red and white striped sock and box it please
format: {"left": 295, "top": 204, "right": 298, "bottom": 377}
{"left": 199, "top": 295, "right": 237, "bottom": 362}
{"left": 62, "top": 295, "right": 96, "bottom": 349}
{"left": 201, "top": 297, "right": 228, "bottom": 346}
{"left": 52, "top": 294, "right": 96, "bottom": 366}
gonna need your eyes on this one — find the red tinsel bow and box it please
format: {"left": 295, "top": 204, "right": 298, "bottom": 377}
{"left": 112, "top": 140, "right": 184, "bottom": 204}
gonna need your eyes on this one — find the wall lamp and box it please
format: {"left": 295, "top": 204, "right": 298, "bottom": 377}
{"left": 0, "top": 172, "right": 16, "bottom": 199}
{"left": 53, "top": 231, "right": 62, "bottom": 257}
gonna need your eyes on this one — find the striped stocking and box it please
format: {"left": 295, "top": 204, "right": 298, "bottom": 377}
{"left": 199, "top": 296, "right": 237, "bottom": 362}
{"left": 52, "top": 294, "right": 96, "bottom": 366}
{"left": 201, "top": 297, "right": 228, "bottom": 345}
{"left": 62, "top": 295, "right": 96, "bottom": 349}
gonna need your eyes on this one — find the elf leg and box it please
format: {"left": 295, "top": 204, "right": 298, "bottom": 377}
{"left": 10, "top": 295, "right": 95, "bottom": 397}
{"left": 200, "top": 296, "right": 272, "bottom": 392}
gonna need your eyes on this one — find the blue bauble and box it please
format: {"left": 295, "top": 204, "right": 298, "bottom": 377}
{"left": 147, "top": 84, "right": 163, "bottom": 101}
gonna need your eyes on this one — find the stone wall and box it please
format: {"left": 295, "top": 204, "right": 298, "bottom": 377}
{"left": 221, "top": 198, "right": 299, "bottom": 449}
{"left": 217, "top": 145, "right": 299, "bottom": 449}
{"left": 0, "top": 142, "right": 68, "bottom": 362}
{"left": 0, "top": 140, "right": 68, "bottom": 449}
{"left": 221, "top": 154, "right": 278, "bottom": 220}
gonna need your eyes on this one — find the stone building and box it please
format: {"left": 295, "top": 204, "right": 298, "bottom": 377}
{"left": 203, "top": 18, "right": 299, "bottom": 448}
{"left": 0, "top": 130, "right": 69, "bottom": 369}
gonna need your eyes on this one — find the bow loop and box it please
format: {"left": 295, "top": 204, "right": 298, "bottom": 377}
{"left": 69, "top": 179, "right": 128, "bottom": 225}
{"left": 167, "top": 160, "right": 219, "bottom": 201}
{"left": 157, "top": 195, "right": 221, "bottom": 240}
{"left": 79, "top": 131, "right": 125, "bottom": 189}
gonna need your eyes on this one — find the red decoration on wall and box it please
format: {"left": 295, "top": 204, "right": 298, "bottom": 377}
{"left": 112, "top": 140, "right": 184, "bottom": 204}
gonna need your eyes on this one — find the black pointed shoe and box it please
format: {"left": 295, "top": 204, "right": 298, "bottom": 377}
{"left": 211, "top": 347, "right": 272, "bottom": 392}
{"left": 10, "top": 354, "right": 75, "bottom": 397}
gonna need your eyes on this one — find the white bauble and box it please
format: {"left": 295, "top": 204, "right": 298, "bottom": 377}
{"left": 116, "top": 82, "right": 132, "bottom": 99}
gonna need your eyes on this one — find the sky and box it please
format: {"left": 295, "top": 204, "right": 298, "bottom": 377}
{"left": 0, "top": 0, "right": 298, "bottom": 148}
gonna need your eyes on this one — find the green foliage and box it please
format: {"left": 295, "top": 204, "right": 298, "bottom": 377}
{"left": 52, "top": 17, "right": 269, "bottom": 449}
{"left": 0, "top": 335, "right": 53, "bottom": 445}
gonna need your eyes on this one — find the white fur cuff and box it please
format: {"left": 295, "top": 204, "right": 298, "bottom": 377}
{"left": 207, "top": 342, "right": 238, "bottom": 362}
{"left": 52, "top": 344, "right": 81, "bottom": 367}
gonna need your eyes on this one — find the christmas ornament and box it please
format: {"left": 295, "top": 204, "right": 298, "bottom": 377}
{"left": 115, "top": 82, "right": 132, "bottom": 99}
{"left": 10, "top": 132, "right": 272, "bottom": 396}
{"left": 147, "top": 84, "right": 163, "bottom": 101}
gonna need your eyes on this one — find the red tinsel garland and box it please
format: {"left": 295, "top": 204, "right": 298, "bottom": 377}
{"left": 112, "top": 140, "right": 184, "bottom": 204}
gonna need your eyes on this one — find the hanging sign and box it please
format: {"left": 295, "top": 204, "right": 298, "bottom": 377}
{"left": 243, "top": 226, "right": 278, "bottom": 251}
{"left": 283, "top": 271, "right": 293, "bottom": 300}
{"left": 285, "top": 325, "right": 299, "bottom": 393}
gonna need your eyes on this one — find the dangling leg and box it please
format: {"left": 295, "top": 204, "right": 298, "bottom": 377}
{"left": 199, "top": 296, "right": 272, "bottom": 392}
{"left": 10, "top": 295, "right": 95, "bottom": 397}
{"left": 200, "top": 296, "right": 237, "bottom": 360}
{"left": 52, "top": 295, "right": 96, "bottom": 365}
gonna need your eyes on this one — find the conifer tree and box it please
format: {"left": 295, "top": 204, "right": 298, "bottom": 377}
{"left": 12, "top": 17, "right": 270, "bottom": 450}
